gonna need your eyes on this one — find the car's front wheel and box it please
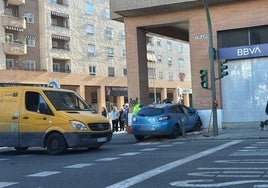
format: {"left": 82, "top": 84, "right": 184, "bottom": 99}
{"left": 46, "top": 133, "right": 67, "bottom": 155}
{"left": 170, "top": 124, "right": 180, "bottom": 139}
{"left": 193, "top": 116, "right": 202, "bottom": 131}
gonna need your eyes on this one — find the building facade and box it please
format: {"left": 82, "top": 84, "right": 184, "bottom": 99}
{"left": 0, "top": 0, "right": 191, "bottom": 113}
{"left": 109, "top": 0, "right": 268, "bottom": 128}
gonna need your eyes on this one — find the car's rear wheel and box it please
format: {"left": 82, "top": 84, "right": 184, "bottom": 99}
{"left": 46, "top": 133, "right": 67, "bottom": 155}
{"left": 170, "top": 124, "right": 180, "bottom": 139}
{"left": 134, "top": 135, "right": 145, "bottom": 141}
{"left": 193, "top": 117, "right": 202, "bottom": 131}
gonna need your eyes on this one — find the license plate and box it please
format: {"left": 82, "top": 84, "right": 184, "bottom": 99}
{"left": 97, "top": 137, "right": 107, "bottom": 142}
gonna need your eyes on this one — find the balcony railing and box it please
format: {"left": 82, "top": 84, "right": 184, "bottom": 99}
{"left": 2, "top": 15, "right": 26, "bottom": 30}
{"left": 8, "top": 0, "right": 25, "bottom": 5}
{"left": 53, "top": 68, "right": 71, "bottom": 73}
{"left": 3, "top": 42, "right": 27, "bottom": 55}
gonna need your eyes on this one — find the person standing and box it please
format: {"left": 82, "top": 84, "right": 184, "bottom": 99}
{"left": 101, "top": 106, "right": 108, "bottom": 118}
{"left": 119, "top": 107, "right": 125, "bottom": 131}
{"left": 109, "top": 106, "right": 119, "bottom": 132}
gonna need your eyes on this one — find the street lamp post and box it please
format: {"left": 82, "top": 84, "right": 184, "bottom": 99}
{"left": 202, "top": 0, "right": 218, "bottom": 136}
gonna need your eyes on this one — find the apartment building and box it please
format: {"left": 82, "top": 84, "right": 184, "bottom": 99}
{"left": 0, "top": 0, "right": 192, "bottom": 112}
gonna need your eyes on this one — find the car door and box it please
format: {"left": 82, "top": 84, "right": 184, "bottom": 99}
{"left": 19, "top": 90, "right": 54, "bottom": 147}
{"left": 181, "top": 105, "right": 197, "bottom": 131}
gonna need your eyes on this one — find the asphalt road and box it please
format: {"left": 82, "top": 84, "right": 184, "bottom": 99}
{"left": 1, "top": 137, "right": 268, "bottom": 188}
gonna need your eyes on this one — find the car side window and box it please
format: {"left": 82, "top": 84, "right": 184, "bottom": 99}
{"left": 177, "top": 105, "right": 185, "bottom": 114}
{"left": 25, "top": 91, "right": 53, "bottom": 115}
{"left": 182, "top": 106, "right": 191, "bottom": 114}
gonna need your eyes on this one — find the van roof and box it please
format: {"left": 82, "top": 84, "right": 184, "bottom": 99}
{"left": 0, "top": 86, "right": 73, "bottom": 92}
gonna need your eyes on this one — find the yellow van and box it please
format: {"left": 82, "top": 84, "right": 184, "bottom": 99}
{"left": 0, "top": 86, "right": 112, "bottom": 154}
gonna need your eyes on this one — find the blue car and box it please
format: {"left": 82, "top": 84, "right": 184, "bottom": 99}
{"left": 131, "top": 103, "right": 202, "bottom": 141}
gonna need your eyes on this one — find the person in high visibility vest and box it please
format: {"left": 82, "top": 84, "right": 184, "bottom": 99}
{"left": 133, "top": 104, "right": 142, "bottom": 115}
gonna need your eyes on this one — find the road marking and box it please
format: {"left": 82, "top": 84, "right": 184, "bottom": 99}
{"left": 0, "top": 159, "right": 9, "bottom": 161}
{"left": 105, "top": 140, "right": 242, "bottom": 188}
{"left": 169, "top": 179, "right": 268, "bottom": 187}
{"left": 64, "top": 163, "right": 93, "bottom": 168}
{"left": 157, "top": 144, "right": 173, "bottom": 148}
{"left": 139, "top": 148, "right": 159, "bottom": 152}
{"left": 95, "top": 157, "right": 119, "bottom": 162}
{"left": 0, "top": 182, "right": 18, "bottom": 188}
{"left": 215, "top": 159, "right": 268, "bottom": 164}
{"left": 27, "top": 171, "right": 61, "bottom": 177}
{"left": 119, "top": 152, "right": 141, "bottom": 156}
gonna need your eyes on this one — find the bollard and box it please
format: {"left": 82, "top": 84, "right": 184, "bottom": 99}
{"left": 181, "top": 117, "right": 185, "bottom": 138}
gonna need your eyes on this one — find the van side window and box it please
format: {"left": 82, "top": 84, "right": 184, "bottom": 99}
{"left": 25, "top": 91, "right": 53, "bottom": 115}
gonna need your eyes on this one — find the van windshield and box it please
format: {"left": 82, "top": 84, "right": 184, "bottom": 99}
{"left": 44, "top": 91, "right": 91, "bottom": 111}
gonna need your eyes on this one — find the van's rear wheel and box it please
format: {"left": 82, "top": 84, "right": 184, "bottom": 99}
{"left": 14, "top": 147, "right": 29, "bottom": 152}
{"left": 46, "top": 133, "right": 67, "bottom": 155}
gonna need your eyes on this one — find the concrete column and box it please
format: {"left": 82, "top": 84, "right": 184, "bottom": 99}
{"left": 98, "top": 86, "right": 106, "bottom": 113}
{"left": 78, "top": 85, "right": 85, "bottom": 99}
{"left": 161, "top": 87, "right": 167, "bottom": 102}
{"left": 117, "top": 96, "right": 124, "bottom": 110}
{"left": 173, "top": 88, "right": 179, "bottom": 103}
{"left": 125, "top": 26, "right": 149, "bottom": 105}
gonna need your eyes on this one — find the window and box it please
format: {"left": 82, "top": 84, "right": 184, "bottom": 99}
{"left": 5, "top": 8, "right": 12, "bottom": 16}
{"left": 218, "top": 25, "right": 268, "bottom": 48}
{"left": 123, "top": 68, "right": 127, "bottom": 76}
{"left": 121, "top": 31, "right": 125, "bottom": 39}
{"left": 122, "top": 49, "right": 126, "bottom": 57}
{"left": 168, "top": 57, "right": 172, "bottom": 65}
{"left": 177, "top": 44, "right": 182, "bottom": 53}
{"left": 24, "top": 13, "right": 34, "bottom": 23}
{"left": 88, "top": 44, "right": 95, "bottom": 56}
{"left": 52, "top": 41, "right": 58, "bottom": 49}
{"left": 168, "top": 72, "right": 173, "bottom": 80}
{"left": 158, "top": 71, "right": 163, "bottom": 79}
{"left": 106, "top": 27, "right": 113, "bottom": 39}
{"left": 25, "top": 91, "right": 52, "bottom": 115}
{"left": 178, "top": 59, "right": 184, "bottom": 68}
{"left": 26, "top": 37, "right": 36, "bottom": 47}
{"left": 107, "top": 47, "right": 114, "bottom": 57}
{"left": 6, "top": 59, "right": 14, "bottom": 68}
{"left": 89, "top": 65, "right": 96, "bottom": 76}
{"left": 25, "top": 60, "right": 35, "bottom": 70}
{"left": 86, "top": 2, "right": 94, "bottom": 15}
{"left": 5, "top": 33, "right": 13, "bottom": 42}
{"left": 105, "top": 8, "right": 110, "bottom": 19}
{"left": 157, "top": 55, "right": 162, "bottom": 62}
{"left": 108, "top": 67, "right": 115, "bottom": 77}
{"left": 87, "top": 24, "right": 94, "bottom": 35}
{"left": 148, "top": 68, "right": 155, "bottom": 78}
{"left": 156, "top": 39, "right": 161, "bottom": 46}
{"left": 53, "top": 63, "right": 60, "bottom": 72}
{"left": 167, "top": 41, "right": 172, "bottom": 51}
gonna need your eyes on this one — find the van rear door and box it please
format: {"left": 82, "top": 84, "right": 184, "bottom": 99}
{"left": 0, "top": 90, "right": 21, "bottom": 147}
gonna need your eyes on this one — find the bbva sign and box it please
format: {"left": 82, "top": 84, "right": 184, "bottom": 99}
{"left": 218, "top": 44, "right": 268, "bottom": 60}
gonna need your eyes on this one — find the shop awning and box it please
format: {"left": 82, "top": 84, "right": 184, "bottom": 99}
{"left": 51, "top": 34, "right": 70, "bottom": 41}
{"left": 51, "top": 11, "right": 69, "bottom": 18}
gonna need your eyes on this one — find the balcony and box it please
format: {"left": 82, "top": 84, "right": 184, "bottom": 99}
{"left": 3, "top": 42, "right": 27, "bottom": 55}
{"left": 2, "top": 15, "right": 26, "bottom": 30}
{"left": 8, "top": 0, "right": 25, "bottom": 5}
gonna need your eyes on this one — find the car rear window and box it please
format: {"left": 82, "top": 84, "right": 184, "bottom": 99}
{"left": 137, "top": 108, "right": 164, "bottom": 116}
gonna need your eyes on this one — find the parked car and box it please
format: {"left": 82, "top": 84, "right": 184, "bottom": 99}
{"left": 131, "top": 103, "right": 202, "bottom": 141}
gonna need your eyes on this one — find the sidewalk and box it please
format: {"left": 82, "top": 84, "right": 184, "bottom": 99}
{"left": 110, "top": 127, "right": 268, "bottom": 144}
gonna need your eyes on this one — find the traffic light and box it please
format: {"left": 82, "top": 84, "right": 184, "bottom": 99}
{"left": 200, "top": 69, "right": 208, "bottom": 89}
{"left": 218, "top": 59, "right": 228, "bottom": 78}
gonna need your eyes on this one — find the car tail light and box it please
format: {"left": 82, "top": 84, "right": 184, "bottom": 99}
{"left": 157, "top": 115, "right": 170, "bottom": 122}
